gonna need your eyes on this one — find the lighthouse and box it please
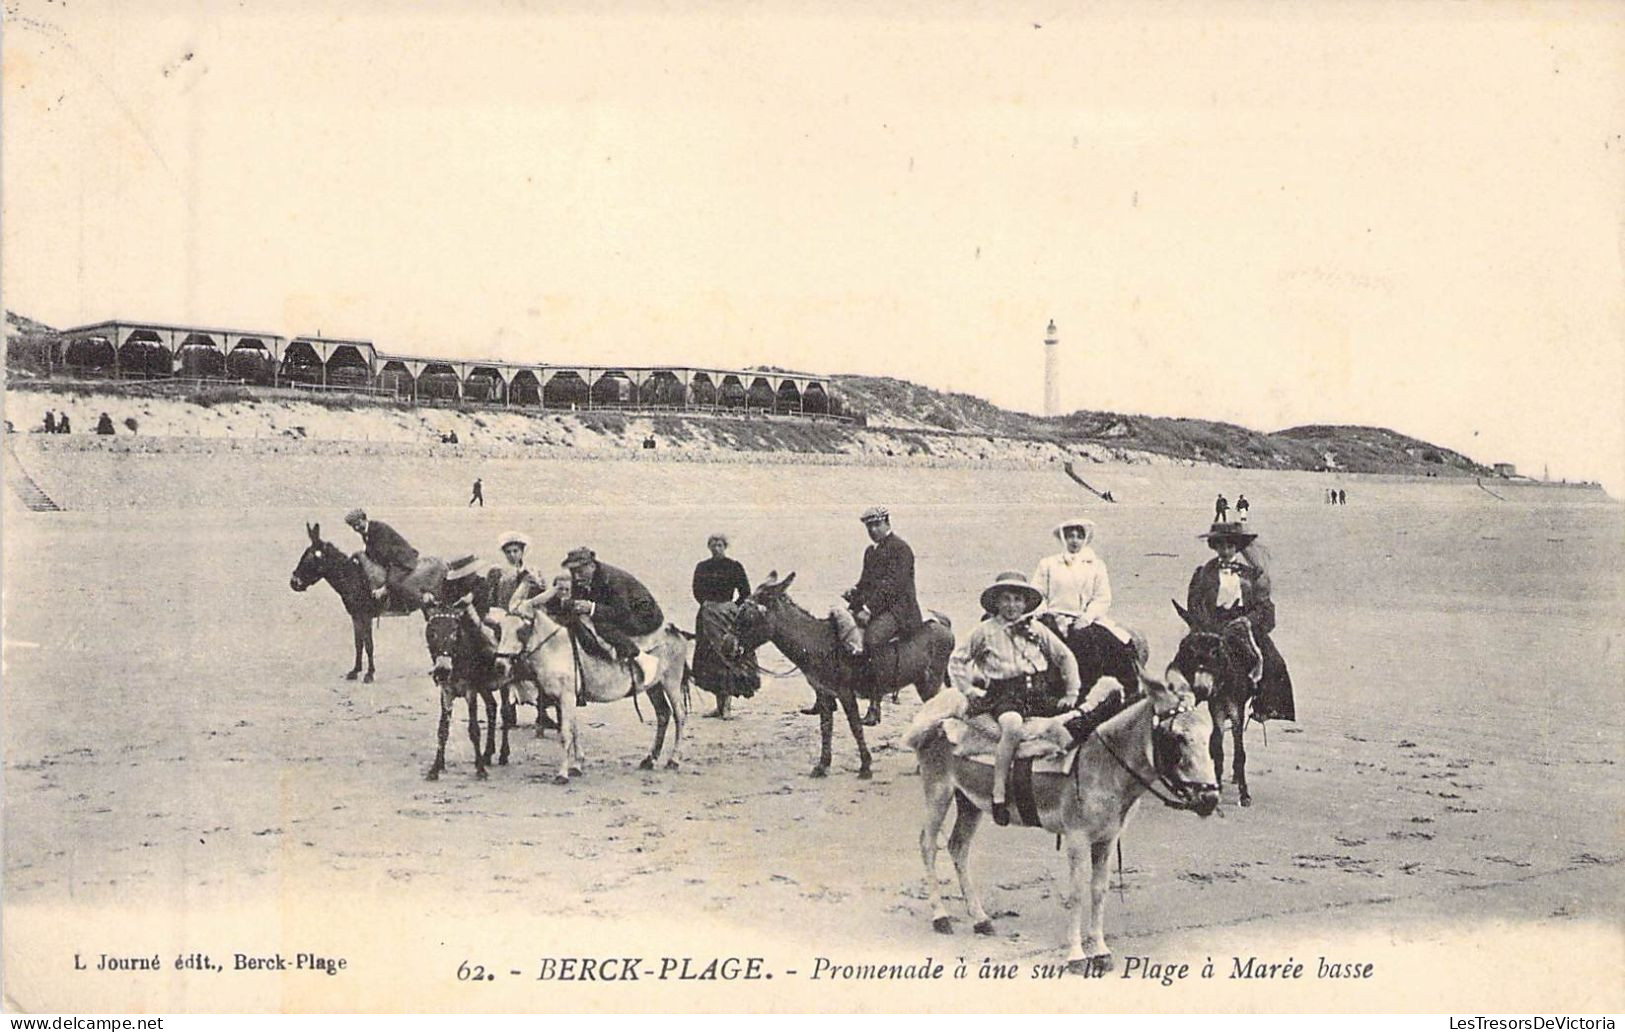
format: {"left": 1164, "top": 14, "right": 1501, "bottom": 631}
{"left": 1043, "top": 319, "right": 1060, "bottom": 417}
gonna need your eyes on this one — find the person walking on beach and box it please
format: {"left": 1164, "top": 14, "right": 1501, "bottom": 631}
{"left": 469, "top": 478, "right": 484, "bottom": 507}
{"left": 57, "top": 413, "right": 71, "bottom": 434}
{"left": 1235, "top": 494, "right": 1250, "bottom": 521}
{"left": 43, "top": 410, "right": 56, "bottom": 434}
{"left": 1214, "top": 493, "right": 1230, "bottom": 522}
{"left": 1338, "top": 488, "right": 1347, "bottom": 506}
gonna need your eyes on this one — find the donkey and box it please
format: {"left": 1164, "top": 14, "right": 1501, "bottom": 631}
{"left": 909, "top": 666, "right": 1218, "bottom": 975}
{"left": 290, "top": 522, "right": 382, "bottom": 683}
{"left": 423, "top": 602, "right": 511, "bottom": 780}
{"left": 494, "top": 605, "right": 690, "bottom": 784}
{"left": 727, "top": 572, "right": 953, "bottom": 779}
{"left": 1172, "top": 602, "right": 1267, "bottom": 807}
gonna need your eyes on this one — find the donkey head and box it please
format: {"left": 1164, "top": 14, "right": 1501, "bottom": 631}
{"left": 290, "top": 522, "right": 336, "bottom": 592}
{"left": 732, "top": 570, "right": 797, "bottom": 655}
{"left": 1141, "top": 674, "right": 1220, "bottom": 817}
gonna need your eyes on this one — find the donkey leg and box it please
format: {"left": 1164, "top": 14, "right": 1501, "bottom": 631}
{"left": 481, "top": 690, "right": 498, "bottom": 766}
{"left": 347, "top": 618, "right": 364, "bottom": 680}
{"left": 1079, "top": 838, "right": 1116, "bottom": 973}
{"left": 1233, "top": 721, "right": 1251, "bottom": 807}
{"left": 362, "top": 621, "right": 375, "bottom": 683}
{"left": 663, "top": 674, "right": 686, "bottom": 770}
{"left": 642, "top": 686, "right": 671, "bottom": 771}
{"left": 426, "top": 690, "right": 452, "bottom": 780}
{"left": 812, "top": 694, "right": 834, "bottom": 778}
{"left": 1209, "top": 706, "right": 1227, "bottom": 791}
{"left": 1064, "top": 832, "right": 1091, "bottom": 970}
{"left": 466, "top": 690, "right": 488, "bottom": 780}
{"left": 554, "top": 689, "right": 577, "bottom": 784}
{"left": 919, "top": 762, "right": 957, "bottom": 934}
{"left": 946, "top": 796, "right": 992, "bottom": 933}
{"left": 836, "top": 690, "right": 873, "bottom": 779}
{"left": 497, "top": 686, "right": 512, "bottom": 765}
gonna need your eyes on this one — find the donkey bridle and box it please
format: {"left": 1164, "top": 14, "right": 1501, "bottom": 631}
{"left": 1090, "top": 696, "right": 1218, "bottom": 812}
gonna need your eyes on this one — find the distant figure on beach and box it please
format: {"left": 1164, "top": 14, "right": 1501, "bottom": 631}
{"left": 469, "top": 478, "right": 484, "bottom": 507}
{"left": 1214, "top": 493, "right": 1229, "bottom": 522}
{"left": 43, "top": 410, "right": 56, "bottom": 434}
{"left": 57, "top": 414, "right": 70, "bottom": 434}
{"left": 96, "top": 412, "right": 115, "bottom": 436}
{"left": 1338, "top": 488, "right": 1347, "bottom": 505}
{"left": 1235, "top": 494, "right": 1249, "bottom": 521}
{"left": 442, "top": 430, "right": 459, "bottom": 445}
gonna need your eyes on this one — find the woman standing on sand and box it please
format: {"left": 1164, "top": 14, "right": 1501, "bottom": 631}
{"left": 691, "top": 533, "right": 757, "bottom": 719}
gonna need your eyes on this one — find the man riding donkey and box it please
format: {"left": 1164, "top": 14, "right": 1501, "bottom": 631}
{"left": 951, "top": 572, "right": 1124, "bottom": 826}
{"left": 821, "top": 505, "right": 922, "bottom": 713}
{"left": 1184, "top": 521, "right": 1295, "bottom": 723}
{"left": 560, "top": 546, "right": 667, "bottom": 688}
{"left": 345, "top": 508, "right": 450, "bottom": 613}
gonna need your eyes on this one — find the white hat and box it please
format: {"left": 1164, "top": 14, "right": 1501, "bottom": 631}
{"left": 860, "top": 505, "right": 890, "bottom": 524}
{"left": 1053, "top": 517, "right": 1095, "bottom": 544}
{"left": 497, "top": 530, "right": 530, "bottom": 552}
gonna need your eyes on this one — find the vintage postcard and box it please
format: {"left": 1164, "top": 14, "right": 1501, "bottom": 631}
{"left": 3, "top": 0, "right": 1622, "bottom": 1015}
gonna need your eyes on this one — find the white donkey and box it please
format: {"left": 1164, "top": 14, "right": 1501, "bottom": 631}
{"left": 907, "top": 668, "right": 1219, "bottom": 975}
{"left": 495, "top": 604, "right": 690, "bottom": 784}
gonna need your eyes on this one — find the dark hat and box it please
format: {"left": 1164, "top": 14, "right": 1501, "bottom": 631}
{"left": 1199, "top": 521, "right": 1258, "bottom": 546}
{"left": 562, "top": 546, "right": 597, "bottom": 569}
{"left": 979, "top": 571, "right": 1044, "bottom": 615}
{"left": 345, "top": 508, "right": 367, "bottom": 525}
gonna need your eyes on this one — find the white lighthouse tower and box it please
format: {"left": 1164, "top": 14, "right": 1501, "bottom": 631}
{"left": 1043, "top": 319, "right": 1060, "bottom": 417}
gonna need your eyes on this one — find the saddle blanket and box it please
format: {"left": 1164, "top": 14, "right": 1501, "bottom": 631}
{"left": 944, "top": 717, "right": 1076, "bottom": 776}
{"left": 903, "top": 688, "right": 1074, "bottom": 774}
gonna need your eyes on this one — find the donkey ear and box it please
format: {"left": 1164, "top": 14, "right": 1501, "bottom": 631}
{"left": 309, "top": 522, "right": 321, "bottom": 542}
{"left": 1171, "top": 599, "right": 1192, "bottom": 627}
{"left": 779, "top": 572, "right": 796, "bottom": 591}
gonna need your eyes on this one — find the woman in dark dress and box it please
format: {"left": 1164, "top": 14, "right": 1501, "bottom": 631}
{"left": 691, "top": 533, "right": 756, "bottom": 719}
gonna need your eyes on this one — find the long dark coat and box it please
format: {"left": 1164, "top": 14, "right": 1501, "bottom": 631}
{"left": 849, "top": 532, "right": 924, "bottom": 633}
{"left": 364, "top": 521, "right": 419, "bottom": 573}
{"left": 580, "top": 561, "right": 665, "bottom": 637}
{"left": 1186, "top": 558, "right": 1295, "bottom": 721}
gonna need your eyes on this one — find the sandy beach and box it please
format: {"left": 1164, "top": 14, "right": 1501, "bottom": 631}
{"left": 3, "top": 433, "right": 1621, "bottom": 1012}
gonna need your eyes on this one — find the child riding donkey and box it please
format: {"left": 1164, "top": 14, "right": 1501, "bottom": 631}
{"left": 951, "top": 572, "right": 1120, "bottom": 826}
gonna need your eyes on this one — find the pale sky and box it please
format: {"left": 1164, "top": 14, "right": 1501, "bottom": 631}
{"left": 5, "top": 1, "right": 1623, "bottom": 489}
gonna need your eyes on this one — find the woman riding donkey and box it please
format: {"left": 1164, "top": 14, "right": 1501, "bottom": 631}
{"left": 1031, "top": 517, "right": 1142, "bottom": 698}
{"left": 1184, "top": 521, "right": 1295, "bottom": 723}
{"left": 951, "top": 572, "right": 1118, "bottom": 827}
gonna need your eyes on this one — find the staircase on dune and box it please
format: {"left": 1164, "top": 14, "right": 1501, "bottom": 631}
{"left": 3, "top": 438, "right": 63, "bottom": 511}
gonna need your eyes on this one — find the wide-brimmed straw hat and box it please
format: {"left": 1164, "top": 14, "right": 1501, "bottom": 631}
{"left": 1052, "top": 517, "right": 1095, "bottom": 542}
{"left": 497, "top": 530, "right": 530, "bottom": 552}
{"left": 1199, "top": 521, "right": 1258, "bottom": 546}
{"left": 979, "top": 571, "right": 1044, "bottom": 615}
{"left": 562, "top": 546, "right": 597, "bottom": 569}
{"left": 859, "top": 505, "right": 890, "bottom": 525}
